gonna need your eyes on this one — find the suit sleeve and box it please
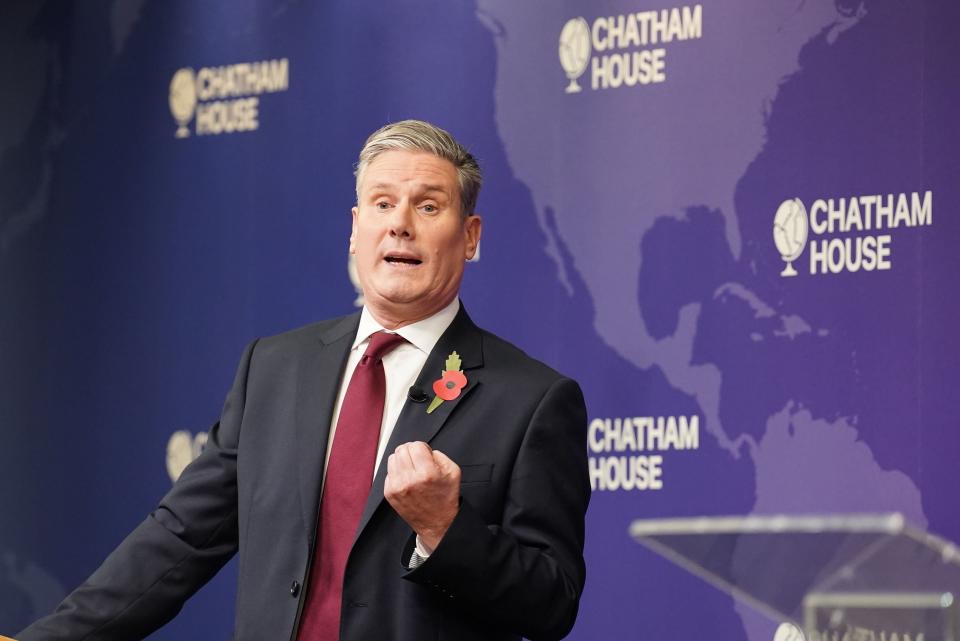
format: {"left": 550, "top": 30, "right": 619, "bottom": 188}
{"left": 402, "top": 377, "right": 590, "bottom": 641}
{"left": 18, "top": 340, "right": 258, "bottom": 641}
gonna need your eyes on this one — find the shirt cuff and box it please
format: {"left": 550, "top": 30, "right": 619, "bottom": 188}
{"left": 407, "top": 535, "right": 434, "bottom": 569}
{"left": 415, "top": 535, "right": 434, "bottom": 557}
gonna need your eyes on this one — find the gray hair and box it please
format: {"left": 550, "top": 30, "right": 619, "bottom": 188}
{"left": 355, "top": 120, "right": 482, "bottom": 216}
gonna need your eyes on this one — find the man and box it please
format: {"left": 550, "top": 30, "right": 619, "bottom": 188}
{"left": 20, "top": 120, "right": 589, "bottom": 641}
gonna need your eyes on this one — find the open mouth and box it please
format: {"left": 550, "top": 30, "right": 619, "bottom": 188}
{"left": 384, "top": 255, "right": 422, "bottom": 265}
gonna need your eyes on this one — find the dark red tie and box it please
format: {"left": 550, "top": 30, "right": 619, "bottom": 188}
{"left": 297, "top": 331, "right": 407, "bottom": 641}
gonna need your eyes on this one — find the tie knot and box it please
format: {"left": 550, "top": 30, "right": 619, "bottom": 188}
{"left": 362, "top": 331, "right": 407, "bottom": 364}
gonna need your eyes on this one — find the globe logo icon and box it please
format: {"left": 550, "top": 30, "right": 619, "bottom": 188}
{"left": 772, "top": 198, "right": 809, "bottom": 277}
{"left": 559, "top": 17, "right": 591, "bottom": 94}
{"left": 169, "top": 68, "right": 197, "bottom": 138}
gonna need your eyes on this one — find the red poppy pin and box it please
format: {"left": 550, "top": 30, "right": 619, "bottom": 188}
{"left": 427, "top": 351, "right": 467, "bottom": 414}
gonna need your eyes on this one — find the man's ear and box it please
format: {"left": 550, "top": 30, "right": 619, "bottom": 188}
{"left": 349, "top": 206, "right": 359, "bottom": 254}
{"left": 464, "top": 214, "right": 482, "bottom": 260}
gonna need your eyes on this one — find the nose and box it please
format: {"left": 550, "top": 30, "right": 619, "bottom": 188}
{"left": 389, "top": 201, "right": 415, "bottom": 239}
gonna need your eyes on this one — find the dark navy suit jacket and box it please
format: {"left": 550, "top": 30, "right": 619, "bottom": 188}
{"left": 20, "top": 307, "right": 590, "bottom": 641}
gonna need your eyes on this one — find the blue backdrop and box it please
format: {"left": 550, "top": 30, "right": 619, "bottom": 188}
{"left": 2, "top": 0, "right": 958, "bottom": 639}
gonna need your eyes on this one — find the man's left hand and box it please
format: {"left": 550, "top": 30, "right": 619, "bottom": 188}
{"left": 384, "top": 441, "right": 460, "bottom": 551}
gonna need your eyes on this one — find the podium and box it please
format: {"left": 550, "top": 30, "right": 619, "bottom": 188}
{"left": 630, "top": 514, "right": 960, "bottom": 641}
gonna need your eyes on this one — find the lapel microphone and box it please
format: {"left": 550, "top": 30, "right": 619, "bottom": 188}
{"left": 407, "top": 386, "right": 429, "bottom": 403}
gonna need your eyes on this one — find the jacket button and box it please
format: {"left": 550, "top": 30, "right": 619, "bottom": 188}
{"left": 290, "top": 581, "right": 301, "bottom": 597}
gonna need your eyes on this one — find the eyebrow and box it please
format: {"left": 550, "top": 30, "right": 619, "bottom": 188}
{"left": 365, "top": 182, "right": 450, "bottom": 196}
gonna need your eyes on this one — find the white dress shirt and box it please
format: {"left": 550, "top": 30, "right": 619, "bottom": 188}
{"left": 323, "top": 296, "right": 460, "bottom": 559}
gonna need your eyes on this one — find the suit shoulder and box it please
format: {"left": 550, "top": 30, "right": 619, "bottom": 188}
{"left": 474, "top": 327, "right": 587, "bottom": 421}
{"left": 478, "top": 328, "right": 572, "bottom": 385}
{"left": 251, "top": 312, "right": 359, "bottom": 355}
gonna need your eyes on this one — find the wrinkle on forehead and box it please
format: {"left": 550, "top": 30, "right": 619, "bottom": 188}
{"left": 357, "top": 151, "right": 458, "bottom": 200}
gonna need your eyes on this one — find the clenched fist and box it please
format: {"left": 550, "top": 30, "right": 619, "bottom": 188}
{"left": 384, "top": 441, "right": 460, "bottom": 550}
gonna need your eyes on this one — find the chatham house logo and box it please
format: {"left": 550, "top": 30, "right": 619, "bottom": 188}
{"left": 558, "top": 17, "right": 592, "bottom": 93}
{"left": 772, "top": 198, "right": 808, "bottom": 277}
{"left": 557, "top": 7, "right": 703, "bottom": 93}
{"left": 167, "top": 58, "right": 289, "bottom": 138}
{"left": 771, "top": 191, "right": 932, "bottom": 277}
{"left": 166, "top": 429, "right": 208, "bottom": 482}
{"left": 169, "top": 68, "right": 197, "bottom": 138}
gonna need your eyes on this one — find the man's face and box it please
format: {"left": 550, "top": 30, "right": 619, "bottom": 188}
{"left": 351, "top": 149, "right": 481, "bottom": 327}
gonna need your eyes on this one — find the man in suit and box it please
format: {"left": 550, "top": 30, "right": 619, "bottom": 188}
{"left": 20, "top": 120, "right": 589, "bottom": 641}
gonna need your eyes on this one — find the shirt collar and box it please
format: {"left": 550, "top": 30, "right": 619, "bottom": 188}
{"left": 354, "top": 297, "right": 460, "bottom": 356}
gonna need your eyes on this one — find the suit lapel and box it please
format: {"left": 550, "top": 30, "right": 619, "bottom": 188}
{"left": 355, "top": 306, "right": 485, "bottom": 540}
{"left": 295, "top": 313, "right": 359, "bottom": 540}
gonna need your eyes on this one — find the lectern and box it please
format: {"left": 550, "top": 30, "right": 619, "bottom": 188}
{"left": 630, "top": 514, "right": 960, "bottom": 641}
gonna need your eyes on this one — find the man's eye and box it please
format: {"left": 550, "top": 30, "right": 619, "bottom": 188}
{"left": 421, "top": 204, "right": 438, "bottom": 214}
{"left": 375, "top": 201, "right": 391, "bottom": 210}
